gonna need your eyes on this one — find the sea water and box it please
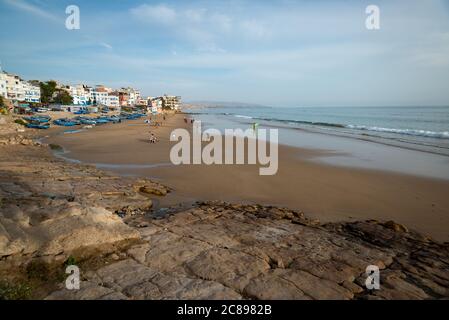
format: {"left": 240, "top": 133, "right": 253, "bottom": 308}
{"left": 185, "top": 105, "right": 449, "bottom": 179}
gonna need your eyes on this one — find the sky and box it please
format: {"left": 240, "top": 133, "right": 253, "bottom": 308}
{"left": 0, "top": 0, "right": 449, "bottom": 107}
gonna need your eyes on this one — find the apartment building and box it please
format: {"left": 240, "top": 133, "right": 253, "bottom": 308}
{"left": 120, "top": 87, "right": 141, "bottom": 106}
{"left": 5, "top": 73, "right": 25, "bottom": 101}
{"left": 159, "top": 95, "right": 181, "bottom": 110}
{"left": 105, "top": 93, "right": 120, "bottom": 108}
{"left": 0, "top": 67, "right": 167, "bottom": 111}
{"left": 118, "top": 92, "right": 129, "bottom": 107}
{"left": 90, "top": 85, "right": 108, "bottom": 105}
{"left": 0, "top": 72, "right": 6, "bottom": 98}
{"left": 23, "top": 81, "right": 41, "bottom": 103}
{"left": 65, "top": 84, "right": 89, "bottom": 105}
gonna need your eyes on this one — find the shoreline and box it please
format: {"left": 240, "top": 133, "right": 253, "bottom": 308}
{"left": 1, "top": 114, "right": 449, "bottom": 300}
{"left": 44, "top": 112, "right": 449, "bottom": 242}
{"left": 186, "top": 106, "right": 449, "bottom": 158}
{"left": 190, "top": 113, "right": 449, "bottom": 180}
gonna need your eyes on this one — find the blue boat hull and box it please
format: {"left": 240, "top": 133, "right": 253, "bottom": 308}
{"left": 53, "top": 120, "right": 78, "bottom": 126}
{"left": 24, "top": 117, "right": 51, "bottom": 123}
{"left": 26, "top": 123, "right": 50, "bottom": 129}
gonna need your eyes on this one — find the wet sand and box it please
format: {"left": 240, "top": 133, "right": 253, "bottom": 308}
{"left": 46, "top": 113, "right": 449, "bottom": 242}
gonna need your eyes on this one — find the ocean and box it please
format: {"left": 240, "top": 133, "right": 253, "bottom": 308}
{"left": 185, "top": 105, "right": 449, "bottom": 179}
{"left": 185, "top": 106, "right": 449, "bottom": 154}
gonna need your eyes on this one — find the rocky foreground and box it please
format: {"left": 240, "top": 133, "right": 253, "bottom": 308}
{"left": 0, "top": 121, "right": 448, "bottom": 300}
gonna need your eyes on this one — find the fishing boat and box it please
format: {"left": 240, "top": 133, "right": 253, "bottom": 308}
{"left": 26, "top": 122, "right": 50, "bottom": 129}
{"left": 80, "top": 118, "right": 96, "bottom": 125}
{"left": 74, "top": 116, "right": 96, "bottom": 125}
{"left": 23, "top": 115, "right": 51, "bottom": 123}
{"left": 122, "top": 113, "right": 142, "bottom": 120}
{"left": 53, "top": 118, "right": 78, "bottom": 126}
{"left": 104, "top": 115, "right": 121, "bottom": 123}
{"left": 74, "top": 109, "right": 89, "bottom": 115}
{"left": 34, "top": 107, "right": 49, "bottom": 113}
{"left": 94, "top": 117, "right": 109, "bottom": 124}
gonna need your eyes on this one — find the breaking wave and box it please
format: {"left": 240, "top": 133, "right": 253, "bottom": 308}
{"left": 346, "top": 125, "right": 449, "bottom": 139}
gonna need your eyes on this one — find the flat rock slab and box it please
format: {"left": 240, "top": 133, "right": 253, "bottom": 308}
{"left": 47, "top": 202, "right": 449, "bottom": 300}
{"left": 46, "top": 259, "right": 241, "bottom": 300}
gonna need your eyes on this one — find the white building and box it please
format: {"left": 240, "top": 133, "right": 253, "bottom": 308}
{"left": 86, "top": 86, "right": 119, "bottom": 109}
{"left": 120, "top": 87, "right": 141, "bottom": 106}
{"left": 0, "top": 68, "right": 40, "bottom": 102}
{"left": 5, "top": 73, "right": 25, "bottom": 101}
{"left": 23, "top": 82, "right": 41, "bottom": 103}
{"left": 67, "top": 85, "right": 89, "bottom": 106}
{"left": 150, "top": 97, "right": 163, "bottom": 113}
{"left": 91, "top": 91, "right": 107, "bottom": 105}
{"left": 0, "top": 72, "right": 7, "bottom": 99}
{"left": 63, "top": 85, "right": 120, "bottom": 108}
{"left": 105, "top": 94, "right": 119, "bottom": 108}
{"left": 90, "top": 85, "right": 109, "bottom": 105}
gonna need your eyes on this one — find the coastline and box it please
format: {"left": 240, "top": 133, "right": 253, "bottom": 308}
{"left": 45, "top": 112, "right": 449, "bottom": 242}
{"left": 1, "top": 114, "right": 449, "bottom": 300}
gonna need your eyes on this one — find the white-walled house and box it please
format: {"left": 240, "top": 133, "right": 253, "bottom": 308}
{"left": 0, "top": 70, "right": 40, "bottom": 103}
{"left": 150, "top": 97, "right": 163, "bottom": 113}
{"left": 120, "top": 87, "right": 141, "bottom": 106}
{"left": 105, "top": 94, "right": 119, "bottom": 108}
{"left": 23, "top": 82, "right": 41, "bottom": 103}
{"left": 67, "top": 85, "right": 90, "bottom": 105}
{"left": 0, "top": 70, "right": 149, "bottom": 110}
{"left": 5, "top": 73, "right": 25, "bottom": 101}
{"left": 90, "top": 85, "right": 110, "bottom": 105}
{"left": 0, "top": 73, "right": 7, "bottom": 99}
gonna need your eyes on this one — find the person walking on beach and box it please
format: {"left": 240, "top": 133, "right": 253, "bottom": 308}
{"left": 252, "top": 122, "right": 259, "bottom": 136}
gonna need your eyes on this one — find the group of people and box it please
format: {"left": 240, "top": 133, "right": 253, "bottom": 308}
{"left": 146, "top": 114, "right": 168, "bottom": 144}
{"left": 184, "top": 117, "right": 194, "bottom": 124}
{"left": 145, "top": 118, "right": 162, "bottom": 127}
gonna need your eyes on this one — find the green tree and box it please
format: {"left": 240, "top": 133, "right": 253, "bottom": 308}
{"left": 39, "top": 81, "right": 57, "bottom": 103}
{"left": 0, "top": 96, "right": 8, "bottom": 115}
{"left": 53, "top": 91, "right": 73, "bottom": 105}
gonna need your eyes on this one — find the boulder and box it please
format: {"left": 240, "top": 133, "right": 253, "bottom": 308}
{"left": 0, "top": 205, "right": 140, "bottom": 258}
{"left": 139, "top": 185, "right": 168, "bottom": 196}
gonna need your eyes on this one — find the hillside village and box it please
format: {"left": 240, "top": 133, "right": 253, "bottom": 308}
{"left": 0, "top": 67, "right": 181, "bottom": 115}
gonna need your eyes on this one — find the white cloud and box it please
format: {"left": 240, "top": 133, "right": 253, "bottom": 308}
{"left": 3, "top": 0, "right": 60, "bottom": 22}
{"left": 185, "top": 8, "right": 206, "bottom": 23}
{"left": 240, "top": 20, "right": 270, "bottom": 39}
{"left": 99, "top": 42, "right": 113, "bottom": 50}
{"left": 130, "top": 4, "right": 177, "bottom": 25}
{"left": 197, "top": 44, "right": 226, "bottom": 54}
{"left": 211, "top": 13, "right": 232, "bottom": 33}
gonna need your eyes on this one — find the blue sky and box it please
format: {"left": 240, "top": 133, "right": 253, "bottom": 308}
{"left": 0, "top": 0, "right": 449, "bottom": 106}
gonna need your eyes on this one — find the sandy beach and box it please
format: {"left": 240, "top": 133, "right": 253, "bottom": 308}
{"left": 1, "top": 113, "right": 448, "bottom": 300}
{"left": 46, "top": 112, "right": 449, "bottom": 242}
